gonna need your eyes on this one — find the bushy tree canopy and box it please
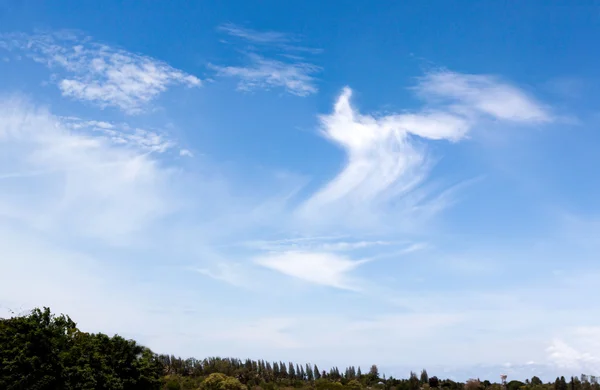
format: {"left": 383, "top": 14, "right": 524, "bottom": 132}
{"left": 0, "top": 308, "right": 162, "bottom": 390}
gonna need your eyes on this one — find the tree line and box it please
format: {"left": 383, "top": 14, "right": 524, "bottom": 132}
{"left": 1, "top": 308, "right": 599, "bottom": 390}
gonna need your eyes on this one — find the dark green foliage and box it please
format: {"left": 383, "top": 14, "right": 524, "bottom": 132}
{"left": 532, "top": 378, "right": 543, "bottom": 387}
{"left": 0, "top": 307, "right": 76, "bottom": 389}
{"left": 508, "top": 380, "right": 526, "bottom": 390}
{"left": 0, "top": 308, "right": 162, "bottom": 390}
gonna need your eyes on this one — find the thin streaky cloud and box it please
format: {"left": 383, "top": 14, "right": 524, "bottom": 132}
{"left": 61, "top": 117, "right": 179, "bottom": 154}
{"left": 217, "top": 22, "right": 322, "bottom": 54}
{"left": 242, "top": 237, "right": 401, "bottom": 252}
{"left": 213, "top": 23, "right": 322, "bottom": 95}
{"left": 209, "top": 54, "right": 320, "bottom": 96}
{"left": 218, "top": 23, "right": 292, "bottom": 44}
{"left": 192, "top": 264, "right": 249, "bottom": 288}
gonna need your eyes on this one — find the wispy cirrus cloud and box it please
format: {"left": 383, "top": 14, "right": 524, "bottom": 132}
{"left": 210, "top": 53, "right": 320, "bottom": 96}
{"left": 0, "top": 31, "right": 201, "bottom": 114}
{"left": 298, "top": 71, "right": 552, "bottom": 230}
{"left": 242, "top": 236, "right": 399, "bottom": 252}
{"left": 60, "top": 116, "right": 189, "bottom": 155}
{"left": 217, "top": 22, "right": 322, "bottom": 54}
{"left": 212, "top": 23, "right": 321, "bottom": 96}
{"left": 217, "top": 23, "right": 291, "bottom": 46}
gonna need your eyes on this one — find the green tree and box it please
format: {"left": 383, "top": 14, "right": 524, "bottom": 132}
{"left": 421, "top": 370, "right": 429, "bottom": 385}
{"left": 531, "top": 377, "right": 543, "bottom": 387}
{"left": 0, "top": 307, "right": 162, "bottom": 390}
{"left": 347, "top": 379, "right": 363, "bottom": 390}
{"left": 202, "top": 373, "right": 231, "bottom": 390}
{"left": 366, "top": 365, "right": 380, "bottom": 385}
{"left": 507, "top": 381, "right": 526, "bottom": 390}
{"left": 220, "top": 377, "right": 247, "bottom": 390}
{"left": 62, "top": 331, "right": 162, "bottom": 389}
{"left": 164, "top": 377, "right": 182, "bottom": 390}
{"left": 559, "top": 377, "right": 568, "bottom": 390}
{"left": 306, "top": 364, "right": 313, "bottom": 381}
{"left": 0, "top": 307, "right": 76, "bottom": 390}
{"left": 408, "top": 372, "right": 420, "bottom": 390}
{"left": 314, "top": 365, "right": 321, "bottom": 380}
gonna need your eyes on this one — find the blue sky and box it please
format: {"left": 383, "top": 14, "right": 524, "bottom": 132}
{"left": 1, "top": 0, "right": 600, "bottom": 381}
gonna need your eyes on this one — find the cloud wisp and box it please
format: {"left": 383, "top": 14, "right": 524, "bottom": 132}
{"left": 254, "top": 251, "right": 369, "bottom": 291}
{"left": 210, "top": 53, "right": 320, "bottom": 96}
{"left": 60, "top": 117, "right": 190, "bottom": 155}
{"left": 217, "top": 23, "right": 291, "bottom": 46}
{"left": 212, "top": 23, "right": 321, "bottom": 96}
{"left": 0, "top": 31, "right": 201, "bottom": 114}
{"left": 217, "top": 23, "right": 322, "bottom": 54}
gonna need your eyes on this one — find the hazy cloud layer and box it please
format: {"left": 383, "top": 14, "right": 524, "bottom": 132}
{"left": 0, "top": 97, "right": 177, "bottom": 243}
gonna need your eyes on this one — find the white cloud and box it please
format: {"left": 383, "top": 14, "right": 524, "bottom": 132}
{"left": 214, "top": 24, "right": 321, "bottom": 96}
{"left": 547, "top": 328, "right": 600, "bottom": 373}
{"left": 297, "top": 87, "right": 464, "bottom": 226}
{"left": 0, "top": 96, "right": 177, "bottom": 244}
{"left": 297, "top": 72, "right": 552, "bottom": 229}
{"left": 0, "top": 31, "right": 201, "bottom": 113}
{"left": 254, "top": 251, "right": 367, "bottom": 290}
{"left": 415, "top": 71, "right": 551, "bottom": 123}
{"left": 179, "top": 148, "right": 194, "bottom": 157}
{"left": 210, "top": 53, "right": 320, "bottom": 96}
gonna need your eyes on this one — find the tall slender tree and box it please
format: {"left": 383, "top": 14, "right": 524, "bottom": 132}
{"left": 306, "top": 364, "right": 313, "bottom": 381}
{"left": 421, "top": 369, "right": 429, "bottom": 384}
{"left": 314, "top": 365, "right": 321, "bottom": 380}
